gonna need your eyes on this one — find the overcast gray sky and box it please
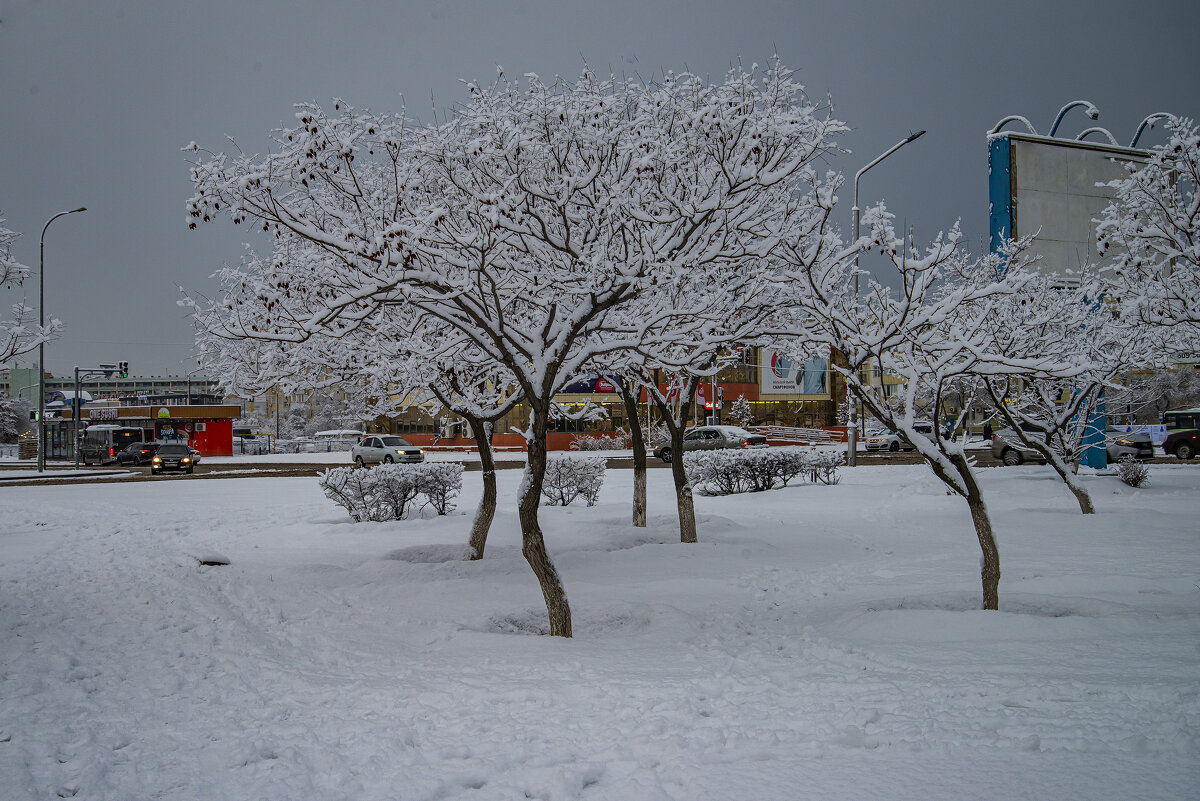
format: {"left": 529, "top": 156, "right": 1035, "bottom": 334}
{"left": 2, "top": 0, "right": 1196, "bottom": 378}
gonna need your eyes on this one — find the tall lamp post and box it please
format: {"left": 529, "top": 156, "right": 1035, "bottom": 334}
{"left": 185, "top": 366, "right": 205, "bottom": 405}
{"left": 37, "top": 207, "right": 87, "bottom": 472}
{"left": 847, "top": 131, "right": 925, "bottom": 466}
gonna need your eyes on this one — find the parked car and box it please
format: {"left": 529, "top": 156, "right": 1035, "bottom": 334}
{"left": 865, "top": 422, "right": 935, "bottom": 452}
{"left": 1162, "top": 408, "right": 1200, "bottom": 460}
{"left": 351, "top": 435, "right": 425, "bottom": 466}
{"left": 990, "top": 425, "right": 1045, "bottom": 465}
{"left": 151, "top": 443, "right": 195, "bottom": 475}
{"left": 188, "top": 445, "right": 202, "bottom": 465}
{"left": 653, "top": 425, "right": 767, "bottom": 463}
{"left": 1105, "top": 429, "right": 1155, "bottom": 462}
{"left": 116, "top": 441, "right": 160, "bottom": 466}
{"left": 992, "top": 425, "right": 1154, "bottom": 466}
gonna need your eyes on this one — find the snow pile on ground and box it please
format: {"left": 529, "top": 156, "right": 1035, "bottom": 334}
{"left": 0, "top": 465, "right": 1196, "bottom": 799}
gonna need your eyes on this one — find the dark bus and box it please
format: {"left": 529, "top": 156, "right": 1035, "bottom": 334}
{"left": 81, "top": 425, "right": 145, "bottom": 465}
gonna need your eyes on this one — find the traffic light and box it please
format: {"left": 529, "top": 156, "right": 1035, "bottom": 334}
{"left": 118, "top": 361, "right": 129, "bottom": 378}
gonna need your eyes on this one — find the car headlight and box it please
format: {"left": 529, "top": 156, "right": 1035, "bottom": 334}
{"left": 152, "top": 457, "right": 161, "bottom": 464}
{"left": 182, "top": 457, "right": 191, "bottom": 463}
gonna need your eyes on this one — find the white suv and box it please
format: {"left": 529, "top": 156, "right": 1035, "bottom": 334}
{"left": 351, "top": 435, "right": 425, "bottom": 466}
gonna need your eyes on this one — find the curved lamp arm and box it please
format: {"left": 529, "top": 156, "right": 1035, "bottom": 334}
{"left": 988, "top": 115, "right": 1038, "bottom": 136}
{"left": 1048, "top": 100, "right": 1099, "bottom": 139}
{"left": 1076, "top": 127, "right": 1119, "bottom": 146}
{"left": 1130, "top": 113, "right": 1175, "bottom": 148}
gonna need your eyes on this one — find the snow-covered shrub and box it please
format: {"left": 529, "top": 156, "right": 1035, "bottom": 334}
{"left": 319, "top": 463, "right": 463, "bottom": 521}
{"left": 318, "top": 466, "right": 379, "bottom": 522}
{"left": 807, "top": 449, "right": 845, "bottom": 485}
{"left": 743, "top": 449, "right": 778, "bottom": 492}
{"left": 685, "top": 448, "right": 842, "bottom": 495}
{"left": 1116, "top": 455, "right": 1150, "bottom": 488}
{"left": 416, "top": 462, "right": 464, "bottom": 515}
{"left": 766, "top": 448, "right": 810, "bottom": 487}
{"left": 371, "top": 464, "right": 423, "bottom": 520}
{"left": 685, "top": 450, "right": 754, "bottom": 495}
{"left": 541, "top": 455, "right": 607, "bottom": 506}
{"left": 569, "top": 429, "right": 632, "bottom": 451}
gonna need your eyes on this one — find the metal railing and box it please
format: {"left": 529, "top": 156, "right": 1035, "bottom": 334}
{"left": 750, "top": 426, "right": 844, "bottom": 446}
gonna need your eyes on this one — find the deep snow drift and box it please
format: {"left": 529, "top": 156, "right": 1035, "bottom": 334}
{"left": 1, "top": 461, "right": 1197, "bottom": 800}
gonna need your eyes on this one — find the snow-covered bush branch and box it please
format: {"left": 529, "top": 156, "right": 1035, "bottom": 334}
{"left": 569, "top": 430, "right": 632, "bottom": 451}
{"left": 414, "top": 462, "right": 466, "bottom": 515}
{"left": 684, "top": 447, "right": 842, "bottom": 495}
{"left": 1116, "top": 455, "right": 1150, "bottom": 488}
{"left": 541, "top": 455, "right": 606, "bottom": 506}
{"left": 318, "top": 462, "right": 464, "bottom": 522}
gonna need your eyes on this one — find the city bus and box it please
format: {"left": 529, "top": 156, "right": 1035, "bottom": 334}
{"left": 80, "top": 425, "right": 145, "bottom": 465}
{"left": 1163, "top": 407, "right": 1200, "bottom": 460}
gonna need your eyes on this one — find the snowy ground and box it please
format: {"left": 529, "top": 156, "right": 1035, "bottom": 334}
{"left": 1, "top": 462, "right": 1196, "bottom": 800}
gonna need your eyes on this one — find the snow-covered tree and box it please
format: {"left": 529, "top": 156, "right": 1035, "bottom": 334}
{"left": 0, "top": 214, "right": 60, "bottom": 364}
{"left": 729, "top": 394, "right": 754, "bottom": 427}
{"left": 280, "top": 400, "right": 310, "bottom": 438}
{"left": 778, "top": 205, "right": 1063, "bottom": 610}
{"left": 1097, "top": 116, "right": 1200, "bottom": 352}
{"left": 0, "top": 392, "right": 32, "bottom": 442}
{"left": 975, "top": 264, "right": 1161, "bottom": 513}
{"left": 1107, "top": 365, "right": 1200, "bottom": 422}
{"left": 304, "top": 390, "right": 357, "bottom": 436}
{"left": 192, "top": 263, "right": 524, "bottom": 561}
{"left": 188, "top": 61, "right": 843, "bottom": 637}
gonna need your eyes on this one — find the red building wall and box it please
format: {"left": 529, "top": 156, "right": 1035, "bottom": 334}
{"left": 192, "top": 418, "right": 234, "bottom": 457}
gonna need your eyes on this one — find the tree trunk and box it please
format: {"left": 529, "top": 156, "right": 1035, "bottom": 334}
{"left": 666, "top": 377, "right": 701, "bottom": 544}
{"left": 671, "top": 431, "right": 698, "bottom": 543}
{"left": 857, "top": 388, "right": 1002, "bottom": 610}
{"left": 517, "top": 402, "right": 573, "bottom": 637}
{"left": 620, "top": 380, "right": 647, "bottom": 527}
{"left": 465, "top": 414, "right": 498, "bottom": 558}
{"left": 950, "top": 454, "right": 1001, "bottom": 610}
{"left": 1043, "top": 450, "right": 1096, "bottom": 514}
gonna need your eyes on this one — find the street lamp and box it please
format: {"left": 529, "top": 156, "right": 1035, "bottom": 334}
{"left": 37, "top": 207, "right": 87, "bottom": 472}
{"left": 185, "top": 366, "right": 205, "bottom": 405}
{"left": 847, "top": 131, "right": 925, "bottom": 466}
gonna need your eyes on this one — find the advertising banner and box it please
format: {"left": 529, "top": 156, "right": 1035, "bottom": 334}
{"left": 559, "top": 372, "right": 622, "bottom": 394}
{"left": 759, "top": 351, "right": 828, "bottom": 396}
